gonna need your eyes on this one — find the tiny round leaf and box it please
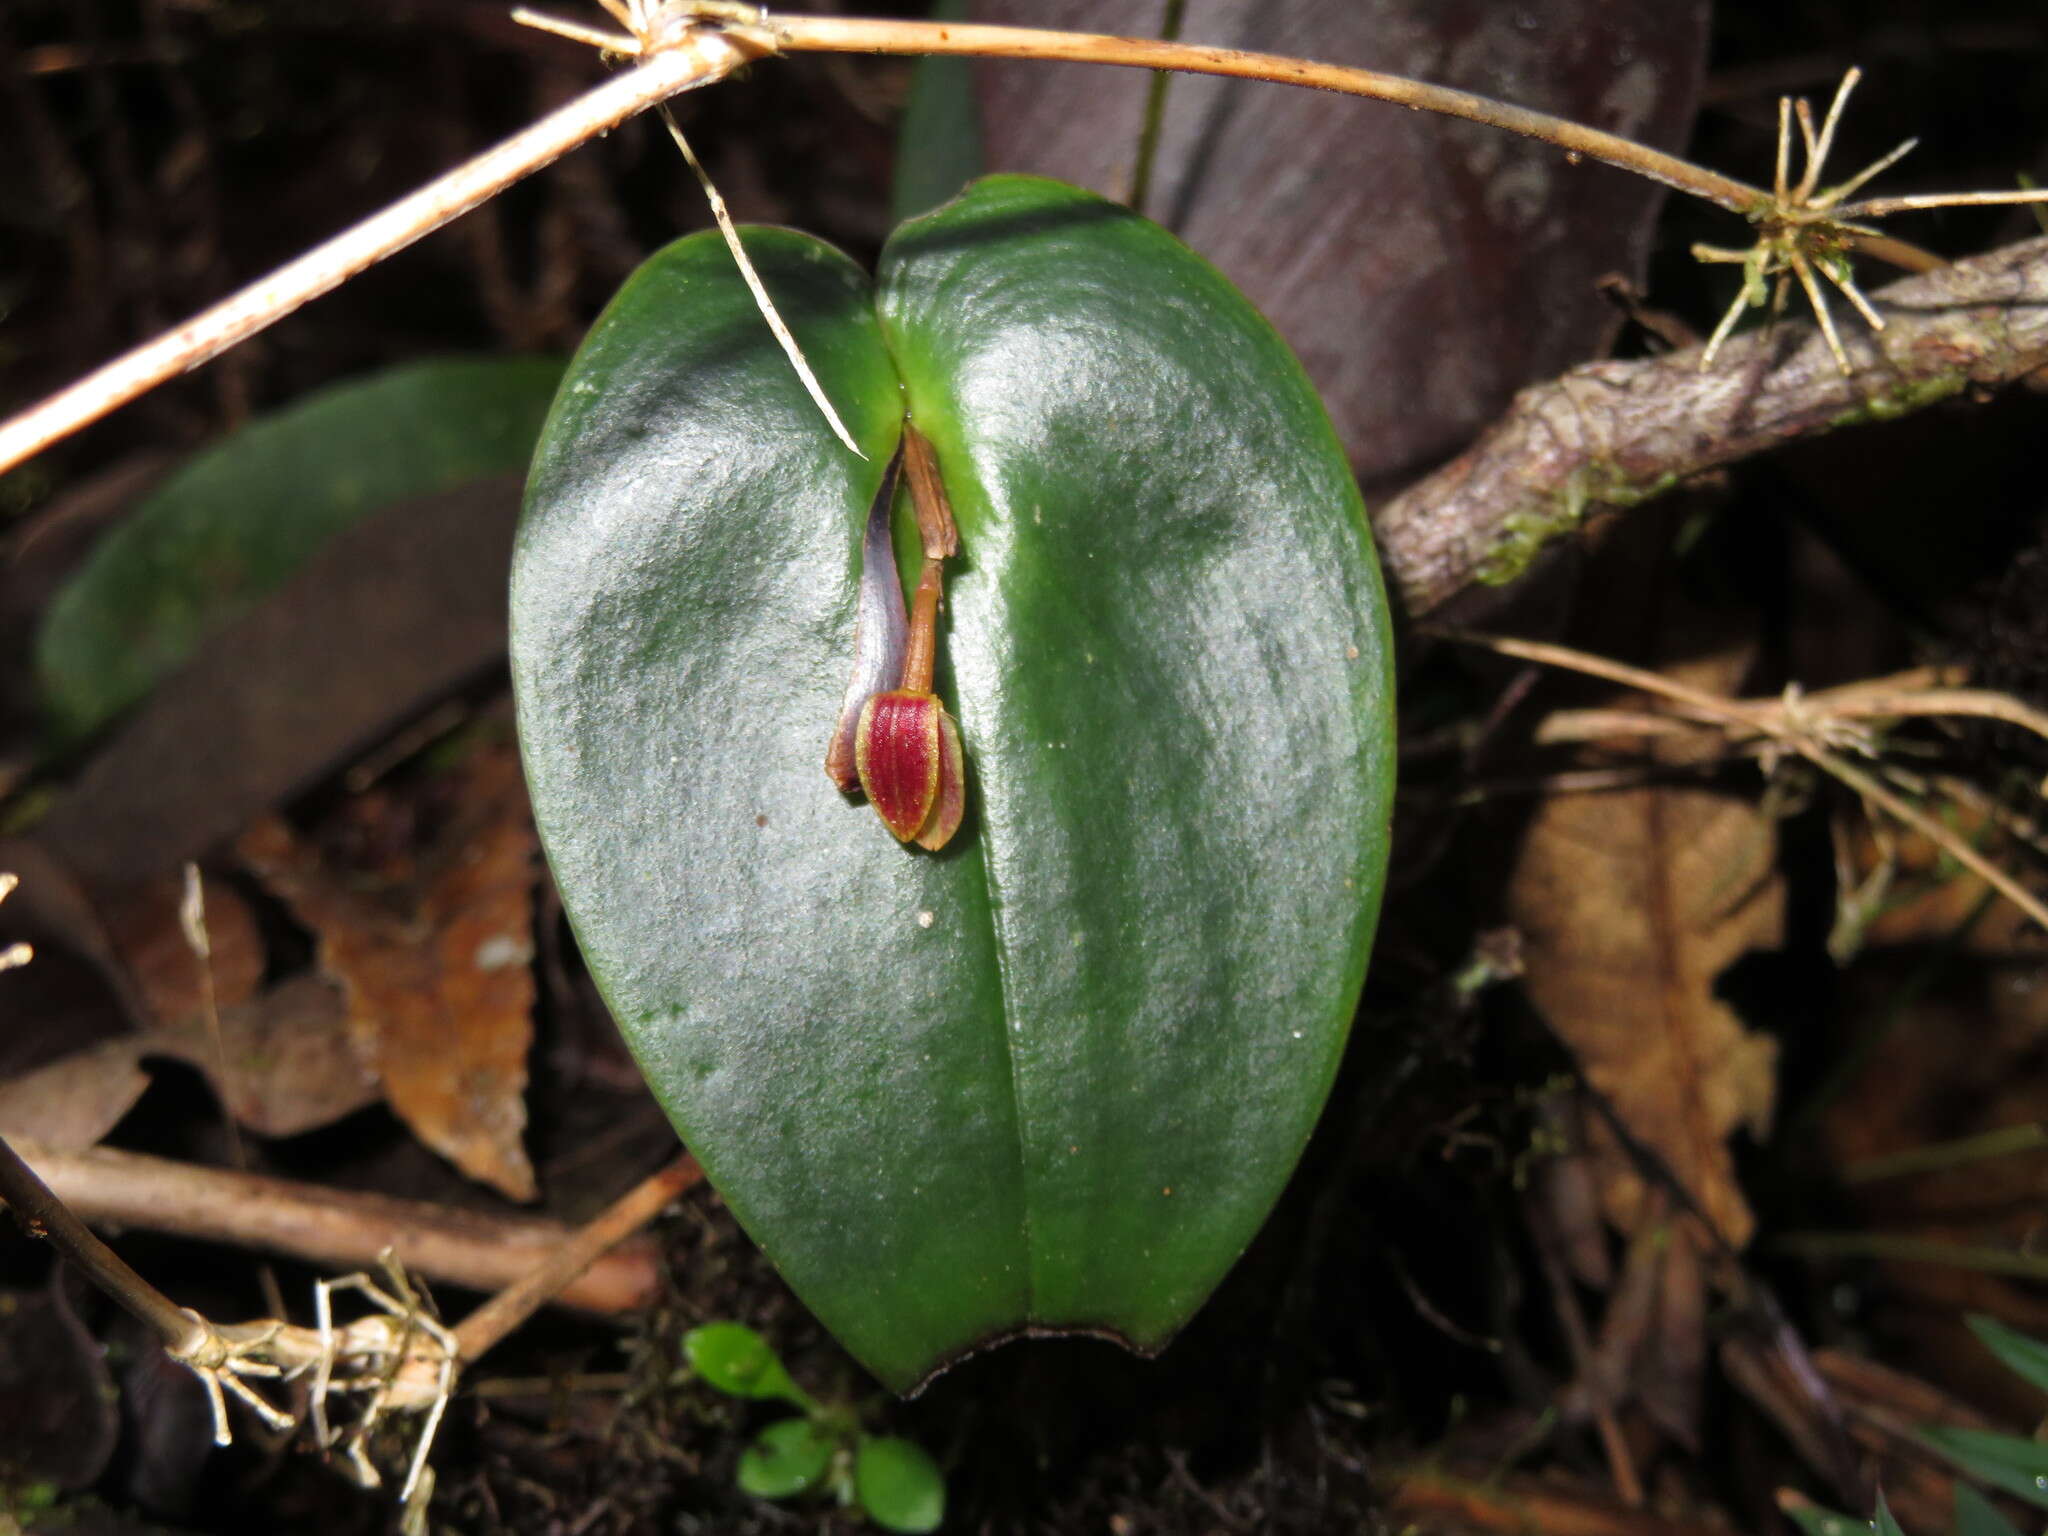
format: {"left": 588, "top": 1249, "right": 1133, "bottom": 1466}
{"left": 737, "top": 1417, "right": 836, "bottom": 1500}
{"left": 684, "top": 1323, "right": 809, "bottom": 1407}
{"left": 854, "top": 1435, "right": 945, "bottom": 1533}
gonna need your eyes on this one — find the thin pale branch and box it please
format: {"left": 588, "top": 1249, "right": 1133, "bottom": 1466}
{"left": 1810, "top": 743, "right": 2048, "bottom": 935}
{"left": 0, "top": 6, "right": 1776, "bottom": 476}
{"left": 763, "top": 12, "right": 1760, "bottom": 212}
{"left": 0, "top": 4, "right": 2012, "bottom": 478}
{"left": 1845, "top": 187, "right": 2048, "bottom": 218}
{"left": 1538, "top": 676, "right": 2048, "bottom": 755}
{"left": 452, "top": 1154, "right": 699, "bottom": 1360}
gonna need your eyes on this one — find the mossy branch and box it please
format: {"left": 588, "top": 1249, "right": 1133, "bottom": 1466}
{"left": 1379, "top": 233, "right": 2048, "bottom": 616}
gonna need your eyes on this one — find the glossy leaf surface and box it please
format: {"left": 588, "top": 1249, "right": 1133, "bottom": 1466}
{"left": 513, "top": 177, "right": 1394, "bottom": 1391}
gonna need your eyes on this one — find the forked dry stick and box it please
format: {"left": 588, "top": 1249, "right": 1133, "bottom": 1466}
{"left": 0, "top": 1138, "right": 699, "bottom": 1505}
{"left": 15, "top": 1139, "right": 664, "bottom": 1311}
{"left": 1435, "top": 631, "right": 2048, "bottom": 935}
{"left": 1534, "top": 668, "right": 2048, "bottom": 765}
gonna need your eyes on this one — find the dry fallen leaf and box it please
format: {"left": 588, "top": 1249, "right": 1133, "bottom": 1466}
{"left": 0, "top": 1037, "right": 151, "bottom": 1151}
{"left": 100, "top": 870, "right": 264, "bottom": 1026}
{"left": 1510, "top": 639, "right": 1782, "bottom": 1253}
{"left": 0, "top": 975, "right": 374, "bottom": 1149}
{"left": 160, "top": 975, "right": 378, "bottom": 1138}
{"left": 1507, "top": 545, "right": 1787, "bottom": 1466}
{"left": 236, "top": 739, "right": 539, "bottom": 1201}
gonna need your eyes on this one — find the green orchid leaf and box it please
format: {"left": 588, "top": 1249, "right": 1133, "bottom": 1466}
{"left": 1918, "top": 1424, "right": 2048, "bottom": 1512}
{"left": 737, "top": 1418, "right": 836, "bottom": 1500}
{"left": 1968, "top": 1313, "right": 2048, "bottom": 1400}
{"left": 1779, "top": 1499, "right": 1862, "bottom": 1536}
{"left": 684, "top": 1323, "right": 813, "bottom": 1409}
{"left": 1954, "top": 1482, "right": 2026, "bottom": 1536}
{"left": 854, "top": 1436, "right": 946, "bottom": 1534}
{"left": 513, "top": 175, "right": 1394, "bottom": 1392}
{"left": 39, "top": 355, "right": 564, "bottom": 743}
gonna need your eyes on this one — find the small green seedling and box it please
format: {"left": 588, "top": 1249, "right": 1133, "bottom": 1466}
{"left": 684, "top": 1323, "right": 944, "bottom": 1533}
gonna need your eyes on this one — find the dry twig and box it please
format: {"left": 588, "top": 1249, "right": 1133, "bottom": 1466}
{"left": 1436, "top": 631, "right": 2048, "bottom": 936}
{"left": 9, "top": 1137, "right": 664, "bottom": 1312}
{"left": 1533, "top": 667, "right": 2048, "bottom": 769}
{"left": 0, "top": 32, "right": 754, "bottom": 475}
{"left": 0, "top": 1114, "right": 699, "bottom": 1511}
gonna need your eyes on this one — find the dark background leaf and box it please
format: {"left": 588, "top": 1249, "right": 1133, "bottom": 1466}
{"left": 24, "top": 476, "right": 523, "bottom": 891}
{"left": 34, "top": 357, "right": 561, "bottom": 740}
{"left": 967, "top": 0, "right": 1709, "bottom": 495}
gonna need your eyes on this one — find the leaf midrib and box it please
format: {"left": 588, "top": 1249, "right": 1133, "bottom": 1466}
{"left": 969, "top": 802, "right": 1038, "bottom": 1322}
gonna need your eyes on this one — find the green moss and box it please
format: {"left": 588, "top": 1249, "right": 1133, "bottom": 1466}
{"left": 1826, "top": 370, "right": 1968, "bottom": 429}
{"left": 1475, "top": 463, "right": 1681, "bottom": 588}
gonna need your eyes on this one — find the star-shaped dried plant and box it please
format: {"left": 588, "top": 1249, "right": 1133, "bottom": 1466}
{"left": 1694, "top": 68, "right": 2048, "bottom": 374}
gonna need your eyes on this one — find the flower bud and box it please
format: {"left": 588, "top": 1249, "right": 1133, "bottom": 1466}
{"left": 855, "top": 689, "right": 965, "bottom": 851}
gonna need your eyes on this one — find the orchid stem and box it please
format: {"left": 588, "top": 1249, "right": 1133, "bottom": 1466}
{"left": 902, "top": 560, "right": 943, "bottom": 696}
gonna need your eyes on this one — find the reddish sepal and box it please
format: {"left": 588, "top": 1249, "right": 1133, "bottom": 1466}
{"left": 856, "top": 690, "right": 942, "bottom": 842}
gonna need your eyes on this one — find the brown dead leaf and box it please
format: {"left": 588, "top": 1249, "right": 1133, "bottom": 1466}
{"left": 100, "top": 870, "right": 264, "bottom": 1026}
{"left": 236, "top": 739, "right": 539, "bottom": 1201}
{"left": 1507, "top": 516, "right": 1783, "bottom": 1257}
{"left": 0, "top": 974, "right": 374, "bottom": 1148}
{"left": 0, "top": 1036, "right": 151, "bottom": 1151}
{"left": 0, "top": 864, "right": 378, "bottom": 1147}
{"left": 156, "top": 974, "right": 378, "bottom": 1137}
{"left": 1511, "top": 684, "right": 1782, "bottom": 1249}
